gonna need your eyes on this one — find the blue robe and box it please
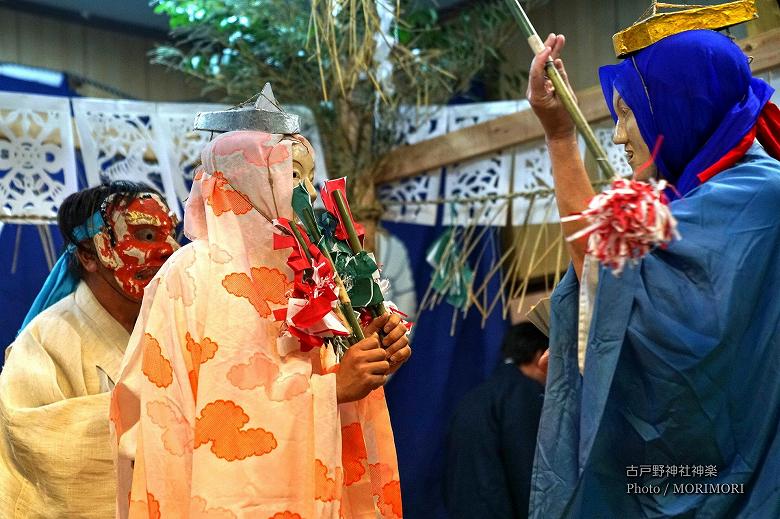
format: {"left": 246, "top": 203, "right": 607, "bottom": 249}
{"left": 531, "top": 144, "right": 780, "bottom": 518}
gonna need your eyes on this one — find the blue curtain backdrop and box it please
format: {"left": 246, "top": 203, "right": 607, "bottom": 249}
{"left": 382, "top": 219, "right": 507, "bottom": 519}
{"left": 0, "top": 71, "right": 78, "bottom": 365}
{"left": 382, "top": 82, "right": 510, "bottom": 518}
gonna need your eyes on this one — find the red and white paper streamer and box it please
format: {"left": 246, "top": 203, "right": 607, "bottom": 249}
{"left": 562, "top": 179, "right": 680, "bottom": 275}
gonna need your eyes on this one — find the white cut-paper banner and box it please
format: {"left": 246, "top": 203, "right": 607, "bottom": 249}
{"left": 72, "top": 97, "right": 181, "bottom": 217}
{"left": 511, "top": 124, "right": 587, "bottom": 226}
{"left": 0, "top": 92, "right": 77, "bottom": 223}
{"left": 379, "top": 105, "right": 447, "bottom": 226}
{"left": 443, "top": 100, "right": 520, "bottom": 226}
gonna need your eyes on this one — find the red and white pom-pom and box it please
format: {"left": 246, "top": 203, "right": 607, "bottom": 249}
{"left": 561, "top": 179, "right": 680, "bottom": 275}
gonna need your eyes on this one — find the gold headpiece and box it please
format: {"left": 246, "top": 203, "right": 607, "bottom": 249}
{"left": 612, "top": 0, "right": 758, "bottom": 58}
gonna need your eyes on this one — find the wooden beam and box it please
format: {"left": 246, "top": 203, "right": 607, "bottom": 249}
{"left": 741, "top": 26, "right": 780, "bottom": 69}
{"left": 377, "top": 27, "right": 780, "bottom": 185}
{"left": 375, "top": 86, "right": 609, "bottom": 184}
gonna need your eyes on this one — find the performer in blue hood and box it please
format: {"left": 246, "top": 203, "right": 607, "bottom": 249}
{"left": 526, "top": 22, "right": 780, "bottom": 519}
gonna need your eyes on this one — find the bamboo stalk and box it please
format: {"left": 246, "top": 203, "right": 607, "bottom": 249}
{"left": 333, "top": 190, "right": 363, "bottom": 253}
{"left": 332, "top": 189, "right": 388, "bottom": 317}
{"left": 504, "top": 0, "right": 617, "bottom": 180}
{"left": 309, "top": 0, "right": 330, "bottom": 102}
{"left": 488, "top": 199, "right": 556, "bottom": 325}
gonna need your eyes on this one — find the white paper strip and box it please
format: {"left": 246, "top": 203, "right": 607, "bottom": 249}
{"left": 511, "top": 141, "right": 559, "bottom": 225}
{"left": 511, "top": 130, "right": 589, "bottom": 226}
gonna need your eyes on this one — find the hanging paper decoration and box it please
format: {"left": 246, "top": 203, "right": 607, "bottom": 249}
{"left": 511, "top": 130, "right": 589, "bottom": 226}
{"left": 378, "top": 174, "right": 442, "bottom": 226}
{"left": 424, "top": 227, "right": 473, "bottom": 310}
{"left": 0, "top": 92, "right": 77, "bottom": 223}
{"left": 443, "top": 101, "right": 519, "bottom": 226}
{"left": 511, "top": 140, "right": 559, "bottom": 226}
{"left": 72, "top": 98, "right": 180, "bottom": 217}
{"left": 273, "top": 217, "right": 349, "bottom": 350}
{"left": 378, "top": 105, "right": 446, "bottom": 226}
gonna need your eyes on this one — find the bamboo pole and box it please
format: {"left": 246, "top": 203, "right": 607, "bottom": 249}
{"left": 332, "top": 189, "right": 388, "bottom": 317}
{"left": 503, "top": 0, "right": 618, "bottom": 180}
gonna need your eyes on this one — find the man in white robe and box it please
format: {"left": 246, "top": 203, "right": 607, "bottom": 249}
{"left": 0, "top": 181, "right": 178, "bottom": 518}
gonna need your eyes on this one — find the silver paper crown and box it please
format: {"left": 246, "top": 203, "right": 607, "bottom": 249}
{"left": 194, "top": 83, "right": 300, "bottom": 134}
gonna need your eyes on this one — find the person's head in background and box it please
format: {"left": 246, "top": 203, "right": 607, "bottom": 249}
{"left": 58, "top": 180, "right": 179, "bottom": 330}
{"left": 502, "top": 322, "right": 548, "bottom": 385}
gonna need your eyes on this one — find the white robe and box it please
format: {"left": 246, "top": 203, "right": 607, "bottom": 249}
{"left": 0, "top": 282, "right": 129, "bottom": 518}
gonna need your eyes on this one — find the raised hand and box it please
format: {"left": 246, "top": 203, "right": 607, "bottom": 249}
{"left": 527, "top": 33, "right": 577, "bottom": 141}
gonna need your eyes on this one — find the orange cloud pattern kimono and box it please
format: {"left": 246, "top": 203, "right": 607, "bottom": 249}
{"left": 111, "top": 131, "right": 402, "bottom": 519}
